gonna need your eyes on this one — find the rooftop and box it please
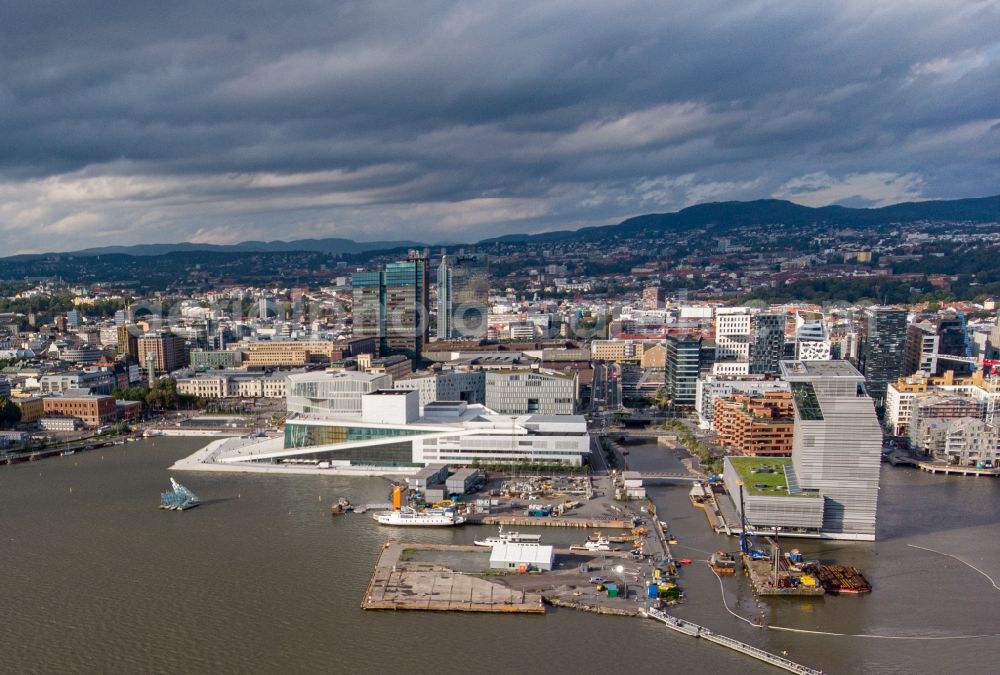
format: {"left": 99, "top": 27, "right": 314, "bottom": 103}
{"left": 286, "top": 371, "right": 387, "bottom": 383}
{"left": 487, "top": 368, "right": 576, "bottom": 379}
{"left": 728, "top": 457, "right": 818, "bottom": 498}
{"left": 780, "top": 359, "right": 864, "bottom": 381}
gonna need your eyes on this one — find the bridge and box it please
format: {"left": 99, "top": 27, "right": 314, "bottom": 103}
{"left": 635, "top": 472, "right": 702, "bottom": 483}
{"left": 612, "top": 430, "right": 678, "bottom": 438}
{"left": 645, "top": 609, "right": 823, "bottom": 674}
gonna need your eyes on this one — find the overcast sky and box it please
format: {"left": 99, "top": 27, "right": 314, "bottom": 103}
{"left": 1, "top": 1, "right": 999, "bottom": 254}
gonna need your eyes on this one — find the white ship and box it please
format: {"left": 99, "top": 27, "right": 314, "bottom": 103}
{"left": 570, "top": 534, "right": 616, "bottom": 552}
{"left": 374, "top": 507, "right": 466, "bottom": 527}
{"left": 474, "top": 525, "right": 542, "bottom": 547}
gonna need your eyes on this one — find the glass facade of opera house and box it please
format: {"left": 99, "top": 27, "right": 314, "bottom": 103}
{"left": 272, "top": 417, "right": 589, "bottom": 468}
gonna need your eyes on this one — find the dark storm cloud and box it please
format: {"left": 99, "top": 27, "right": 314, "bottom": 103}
{"left": 1, "top": 1, "right": 999, "bottom": 252}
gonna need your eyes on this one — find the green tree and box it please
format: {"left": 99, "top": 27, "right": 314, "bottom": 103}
{"left": 0, "top": 397, "right": 22, "bottom": 429}
{"left": 145, "top": 378, "right": 180, "bottom": 411}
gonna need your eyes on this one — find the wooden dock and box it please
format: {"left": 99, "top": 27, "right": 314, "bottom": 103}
{"left": 361, "top": 542, "right": 544, "bottom": 614}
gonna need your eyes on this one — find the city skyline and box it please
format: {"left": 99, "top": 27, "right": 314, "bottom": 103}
{"left": 2, "top": 1, "right": 999, "bottom": 254}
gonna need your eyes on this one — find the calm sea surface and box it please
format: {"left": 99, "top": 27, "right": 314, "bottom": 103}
{"left": 2, "top": 437, "right": 999, "bottom": 674}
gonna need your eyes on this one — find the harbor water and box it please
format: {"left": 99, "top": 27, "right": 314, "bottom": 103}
{"left": 2, "top": 437, "right": 1000, "bottom": 674}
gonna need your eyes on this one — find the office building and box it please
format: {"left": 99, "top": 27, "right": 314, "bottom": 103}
{"left": 437, "top": 253, "right": 489, "bottom": 339}
{"left": 116, "top": 325, "right": 139, "bottom": 362}
{"left": 190, "top": 349, "right": 244, "bottom": 370}
{"left": 858, "top": 307, "right": 909, "bottom": 413}
{"left": 42, "top": 394, "right": 117, "bottom": 429}
{"left": 665, "top": 335, "right": 702, "bottom": 407}
{"left": 782, "top": 360, "right": 882, "bottom": 540}
{"left": 352, "top": 258, "right": 427, "bottom": 361}
{"left": 137, "top": 331, "right": 188, "bottom": 375}
{"left": 749, "top": 313, "right": 786, "bottom": 375}
{"left": 393, "top": 370, "right": 486, "bottom": 408}
{"left": 485, "top": 369, "right": 577, "bottom": 415}
{"left": 905, "top": 312, "right": 973, "bottom": 377}
{"left": 39, "top": 369, "right": 115, "bottom": 395}
{"left": 903, "top": 322, "right": 940, "bottom": 376}
{"left": 714, "top": 308, "right": 751, "bottom": 372}
{"left": 356, "top": 353, "right": 413, "bottom": 380}
{"left": 590, "top": 340, "right": 645, "bottom": 363}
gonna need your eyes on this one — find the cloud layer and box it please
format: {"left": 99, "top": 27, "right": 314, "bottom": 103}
{"left": 1, "top": 1, "right": 999, "bottom": 253}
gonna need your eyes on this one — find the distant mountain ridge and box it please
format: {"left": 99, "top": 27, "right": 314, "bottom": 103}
{"left": 4, "top": 194, "right": 998, "bottom": 260}
{"left": 34, "top": 237, "right": 426, "bottom": 258}
{"left": 478, "top": 194, "right": 1000, "bottom": 244}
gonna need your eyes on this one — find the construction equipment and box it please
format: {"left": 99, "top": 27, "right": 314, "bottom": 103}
{"left": 738, "top": 484, "right": 767, "bottom": 560}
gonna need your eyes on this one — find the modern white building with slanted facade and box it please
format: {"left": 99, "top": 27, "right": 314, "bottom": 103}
{"left": 285, "top": 371, "right": 391, "bottom": 414}
{"left": 206, "top": 390, "right": 590, "bottom": 470}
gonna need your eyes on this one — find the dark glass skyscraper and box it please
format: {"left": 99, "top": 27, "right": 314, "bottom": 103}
{"left": 749, "top": 313, "right": 786, "bottom": 375}
{"left": 858, "top": 307, "right": 908, "bottom": 413}
{"left": 351, "top": 258, "right": 426, "bottom": 361}
{"left": 437, "top": 253, "right": 490, "bottom": 339}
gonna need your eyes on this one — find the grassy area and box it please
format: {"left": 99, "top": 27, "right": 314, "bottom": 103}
{"left": 727, "top": 457, "right": 794, "bottom": 497}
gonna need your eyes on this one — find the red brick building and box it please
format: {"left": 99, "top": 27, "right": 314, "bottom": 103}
{"left": 713, "top": 391, "right": 794, "bottom": 457}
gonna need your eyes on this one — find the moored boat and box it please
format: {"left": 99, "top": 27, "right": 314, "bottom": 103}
{"left": 710, "top": 550, "right": 737, "bottom": 574}
{"left": 474, "top": 525, "right": 542, "bottom": 547}
{"left": 570, "top": 534, "right": 617, "bottom": 552}
{"left": 373, "top": 507, "right": 465, "bottom": 526}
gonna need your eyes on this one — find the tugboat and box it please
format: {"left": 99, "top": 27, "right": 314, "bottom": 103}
{"left": 159, "top": 478, "right": 200, "bottom": 511}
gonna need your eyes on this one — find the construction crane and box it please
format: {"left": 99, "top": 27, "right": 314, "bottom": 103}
{"left": 737, "top": 483, "right": 767, "bottom": 560}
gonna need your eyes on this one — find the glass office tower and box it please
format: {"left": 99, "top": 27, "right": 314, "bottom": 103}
{"left": 438, "top": 253, "right": 490, "bottom": 339}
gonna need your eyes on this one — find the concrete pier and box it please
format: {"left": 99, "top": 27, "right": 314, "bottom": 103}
{"left": 362, "top": 542, "right": 544, "bottom": 613}
{"left": 916, "top": 461, "right": 999, "bottom": 477}
{"left": 475, "top": 515, "right": 635, "bottom": 529}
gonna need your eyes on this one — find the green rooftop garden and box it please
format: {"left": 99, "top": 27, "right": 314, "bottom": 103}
{"left": 727, "top": 457, "right": 817, "bottom": 498}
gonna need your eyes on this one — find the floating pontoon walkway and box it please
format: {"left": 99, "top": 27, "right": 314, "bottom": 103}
{"left": 645, "top": 608, "right": 823, "bottom": 674}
